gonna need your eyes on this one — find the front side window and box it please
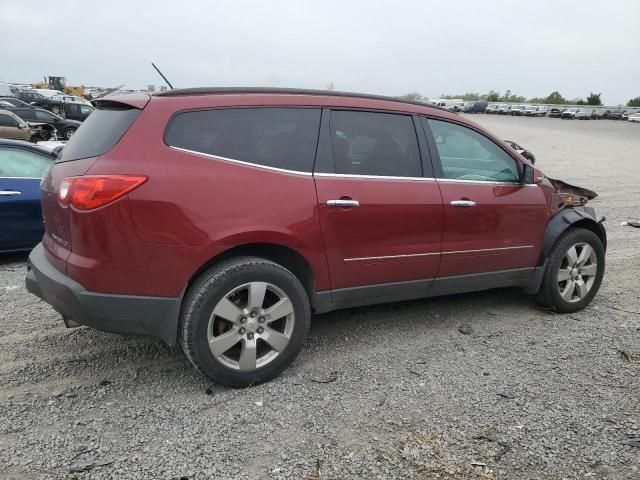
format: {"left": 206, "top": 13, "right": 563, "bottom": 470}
{"left": 330, "top": 110, "right": 421, "bottom": 177}
{"left": 165, "top": 108, "right": 321, "bottom": 172}
{"left": 35, "top": 110, "right": 58, "bottom": 122}
{"left": 80, "top": 105, "right": 94, "bottom": 115}
{"left": 0, "top": 148, "right": 53, "bottom": 178}
{"left": 0, "top": 114, "right": 18, "bottom": 127}
{"left": 425, "top": 119, "right": 519, "bottom": 183}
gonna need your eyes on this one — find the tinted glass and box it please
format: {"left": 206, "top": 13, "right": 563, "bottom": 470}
{"left": 165, "top": 108, "right": 321, "bottom": 172}
{"left": 330, "top": 111, "right": 421, "bottom": 177}
{"left": 0, "top": 114, "right": 18, "bottom": 127}
{"left": 35, "top": 110, "right": 58, "bottom": 122}
{"left": 13, "top": 109, "right": 36, "bottom": 121}
{"left": 80, "top": 105, "right": 94, "bottom": 115}
{"left": 0, "top": 148, "right": 53, "bottom": 177}
{"left": 426, "top": 119, "right": 519, "bottom": 182}
{"left": 58, "top": 107, "right": 140, "bottom": 162}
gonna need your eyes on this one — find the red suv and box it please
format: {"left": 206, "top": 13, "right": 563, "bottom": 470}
{"left": 26, "top": 88, "right": 606, "bottom": 386}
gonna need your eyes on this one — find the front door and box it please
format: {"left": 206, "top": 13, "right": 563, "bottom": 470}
{"left": 422, "top": 118, "right": 548, "bottom": 277}
{"left": 315, "top": 109, "right": 443, "bottom": 294}
{"left": 0, "top": 113, "right": 24, "bottom": 140}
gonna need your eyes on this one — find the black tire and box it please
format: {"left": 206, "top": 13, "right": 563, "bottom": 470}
{"left": 63, "top": 127, "right": 76, "bottom": 140}
{"left": 536, "top": 228, "right": 605, "bottom": 313}
{"left": 180, "top": 257, "right": 310, "bottom": 387}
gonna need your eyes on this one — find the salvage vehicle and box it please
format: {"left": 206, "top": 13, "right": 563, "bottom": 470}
{"left": 0, "top": 139, "right": 56, "bottom": 252}
{"left": 575, "top": 110, "right": 591, "bottom": 120}
{"left": 496, "top": 104, "right": 512, "bottom": 114}
{"left": 525, "top": 106, "right": 547, "bottom": 116}
{"left": 548, "top": 108, "right": 563, "bottom": 118}
{"left": 0, "top": 110, "right": 37, "bottom": 141}
{"left": 562, "top": 108, "right": 579, "bottom": 119}
{"left": 26, "top": 88, "right": 607, "bottom": 387}
{"left": 16, "top": 90, "right": 47, "bottom": 104}
{"left": 32, "top": 99, "right": 94, "bottom": 121}
{"left": 485, "top": 104, "right": 500, "bottom": 114}
{"left": 607, "top": 109, "right": 624, "bottom": 120}
{"left": 510, "top": 105, "right": 526, "bottom": 116}
{"left": 628, "top": 112, "right": 640, "bottom": 123}
{"left": 462, "top": 101, "right": 488, "bottom": 113}
{"left": 7, "top": 107, "right": 81, "bottom": 140}
{"left": 0, "top": 97, "right": 32, "bottom": 108}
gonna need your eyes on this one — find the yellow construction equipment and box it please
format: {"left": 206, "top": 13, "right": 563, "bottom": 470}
{"left": 31, "top": 76, "right": 85, "bottom": 97}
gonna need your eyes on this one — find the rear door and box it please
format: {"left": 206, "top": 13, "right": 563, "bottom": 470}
{"left": 422, "top": 118, "right": 548, "bottom": 277}
{"left": 0, "top": 147, "right": 53, "bottom": 250}
{"left": 314, "top": 109, "right": 443, "bottom": 294}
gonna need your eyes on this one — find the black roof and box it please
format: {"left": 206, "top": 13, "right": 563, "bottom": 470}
{"left": 155, "top": 87, "right": 450, "bottom": 112}
{"left": 0, "top": 139, "right": 57, "bottom": 158}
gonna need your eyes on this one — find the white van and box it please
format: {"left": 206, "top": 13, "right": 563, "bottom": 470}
{"left": 0, "top": 82, "right": 19, "bottom": 97}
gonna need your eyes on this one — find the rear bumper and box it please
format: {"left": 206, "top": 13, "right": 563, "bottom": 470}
{"left": 25, "top": 243, "right": 181, "bottom": 345}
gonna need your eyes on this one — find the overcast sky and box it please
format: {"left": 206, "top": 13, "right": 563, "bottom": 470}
{"left": 2, "top": 0, "right": 639, "bottom": 105}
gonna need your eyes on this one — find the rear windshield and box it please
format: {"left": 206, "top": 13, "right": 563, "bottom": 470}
{"left": 57, "top": 107, "right": 140, "bottom": 162}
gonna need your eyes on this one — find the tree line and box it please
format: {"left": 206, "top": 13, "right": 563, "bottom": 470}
{"left": 397, "top": 91, "right": 640, "bottom": 107}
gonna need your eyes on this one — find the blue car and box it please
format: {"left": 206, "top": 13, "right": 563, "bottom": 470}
{"left": 0, "top": 139, "right": 56, "bottom": 252}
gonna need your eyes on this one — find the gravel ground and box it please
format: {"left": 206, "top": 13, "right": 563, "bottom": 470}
{"left": 1, "top": 116, "right": 639, "bottom": 479}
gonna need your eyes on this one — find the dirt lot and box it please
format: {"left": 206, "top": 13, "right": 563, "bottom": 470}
{"left": 1, "top": 116, "right": 639, "bottom": 480}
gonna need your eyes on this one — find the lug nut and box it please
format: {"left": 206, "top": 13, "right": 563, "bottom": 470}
{"left": 247, "top": 333, "right": 254, "bottom": 340}
{"left": 250, "top": 311, "right": 257, "bottom": 318}
{"left": 257, "top": 327, "right": 264, "bottom": 334}
{"left": 240, "top": 317, "right": 247, "bottom": 324}
{"left": 258, "top": 316, "right": 265, "bottom": 323}
{"left": 239, "top": 327, "right": 246, "bottom": 335}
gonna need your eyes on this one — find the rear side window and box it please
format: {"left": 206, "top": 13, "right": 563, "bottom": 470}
{"left": 0, "top": 148, "right": 53, "bottom": 178}
{"left": 165, "top": 108, "right": 321, "bottom": 172}
{"left": 330, "top": 110, "right": 421, "bottom": 177}
{"left": 58, "top": 107, "right": 140, "bottom": 162}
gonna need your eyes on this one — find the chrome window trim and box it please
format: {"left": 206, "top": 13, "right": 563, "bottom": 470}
{"left": 0, "top": 176, "right": 43, "bottom": 180}
{"left": 437, "top": 178, "right": 537, "bottom": 186}
{"left": 345, "top": 252, "right": 439, "bottom": 262}
{"left": 442, "top": 245, "right": 533, "bottom": 255}
{"left": 314, "top": 172, "right": 436, "bottom": 182}
{"left": 168, "top": 146, "right": 312, "bottom": 176}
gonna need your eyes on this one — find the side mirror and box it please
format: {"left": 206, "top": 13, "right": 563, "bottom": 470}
{"left": 522, "top": 164, "right": 543, "bottom": 185}
{"left": 18, "top": 123, "right": 28, "bottom": 129}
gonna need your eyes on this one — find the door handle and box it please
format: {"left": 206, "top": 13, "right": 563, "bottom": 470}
{"left": 0, "top": 190, "right": 22, "bottom": 196}
{"left": 327, "top": 199, "right": 360, "bottom": 208}
{"left": 451, "top": 199, "right": 476, "bottom": 208}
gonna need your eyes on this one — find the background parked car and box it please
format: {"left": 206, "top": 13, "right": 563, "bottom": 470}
{"left": 629, "top": 112, "right": 640, "bottom": 123}
{"left": 32, "top": 99, "right": 94, "bottom": 121}
{"left": 510, "top": 105, "right": 526, "bottom": 116}
{"left": 548, "top": 108, "right": 563, "bottom": 118}
{"left": 6, "top": 107, "right": 82, "bottom": 140}
{"left": 525, "top": 106, "right": 547, "bottom": 117}
{"left": 575, "top": 110, "right": 591, "bottom": 120}
{"left": 485, "top": 103, "right": 500, "bottom": 113}
{"left": 0, "top": 97, "right": 32, "bottom": 108}
{"left": 0, "top": 110, "right": 36, "bottom": 141}
{"left": 462, "top": 100, "right": 488, "bottom": 113}
{"left": 621, "top": 111, "right": 630, "bottom": 121}
{"left": 562, "top": 108, "right": 579, "bottom": 119}
{"left": 0, "top": 139, "right": 56, "bottom": 252}
{"left": 16, "top": 90, "right": 47, "bottom": 104}
{"left": 497, "top": 104, "right": 512, "bottom": 114}
{"left": 608, "top": 109, "right": 624, "bottom": 120}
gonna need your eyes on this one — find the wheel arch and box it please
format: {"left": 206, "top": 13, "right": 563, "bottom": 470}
{"left": 185, "top": 242, "right": 316, "bottom": 307}
{"left": 540, "top": 207, "right": 607, "bottom": 262}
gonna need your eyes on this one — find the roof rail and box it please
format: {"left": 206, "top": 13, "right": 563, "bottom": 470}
{"left": 154, "top": 87, "right": 452, "bottom": 113}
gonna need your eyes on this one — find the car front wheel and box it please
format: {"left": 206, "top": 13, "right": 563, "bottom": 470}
{"left": 536, "top": 228, "right": 605, "bottom": 313}
{"left": 181, "top": 257, "right": 311, "bottom": 387}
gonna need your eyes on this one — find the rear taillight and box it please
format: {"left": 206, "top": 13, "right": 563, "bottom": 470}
{"left": 59, "top": 175, "right": 148, "bottom": 210}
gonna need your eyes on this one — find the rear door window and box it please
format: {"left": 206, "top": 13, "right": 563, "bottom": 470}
{"left": 57, "top": 107, "right": 140, "bottom": 162}
{"left": 0, "top": 148, "right": 53, "bottom": 178}
{"left": 0, "top": 114, "right": 18, "bottom": 127}
{"left": 425, "top": 119, "right": 519, "bottom": 183}
{"left": 165, "top": 108, "right": 321, "bottom": 172}
{"left": 329, "top": 110, "right": 421, "bottom": 177}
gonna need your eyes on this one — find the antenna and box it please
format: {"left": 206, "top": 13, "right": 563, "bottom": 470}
{"left": 151, "top": 62, "right": 174, "bottom": 89}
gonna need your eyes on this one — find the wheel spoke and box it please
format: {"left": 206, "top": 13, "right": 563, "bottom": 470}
{"left": 238, "top": 338, "right": 257, "bottom": 370}
{"left": 561, "top": 279, "right": 576, "bottom": 301}
{"left": 261, "top": 327, "right": 290, "bottom": 352}
{"left": 580, "top": 264, "right": 597, "bottom": 277}
{"left": 576, "top": 245, "right": 593, "bottom": 267}
{"left": 264, "top": 297, "right": 294, "bottom": 322}
{"left": 575, "top": 278, "right": 588, "bottom": 299}
{"left": 565, "top": 246, "right": 578, "bottom": 266}
{"left": 557, "top": 268, "right": 572, "bottom": 282}
{"left": 213, "top": 297, "right": 243, "bottom": 323}
{"left": 209, "top": 328, "right": 241, "bottom": 356}
{"left": 248, "top": 282, "right": 268, "bottom": 310}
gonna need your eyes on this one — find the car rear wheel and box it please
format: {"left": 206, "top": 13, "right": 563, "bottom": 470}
{"left": 536, "top": 228, "right": 605, "bottom": 313}
{"left": 181, "top": 257, "right": 310, "bottom": 387}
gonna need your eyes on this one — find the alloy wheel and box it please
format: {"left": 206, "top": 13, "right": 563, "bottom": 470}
{"left": 557, "top": 242, "right": 598, "bottom": 303}
{"left": 207, "top": 282, "right": 295, "bottom": 371}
